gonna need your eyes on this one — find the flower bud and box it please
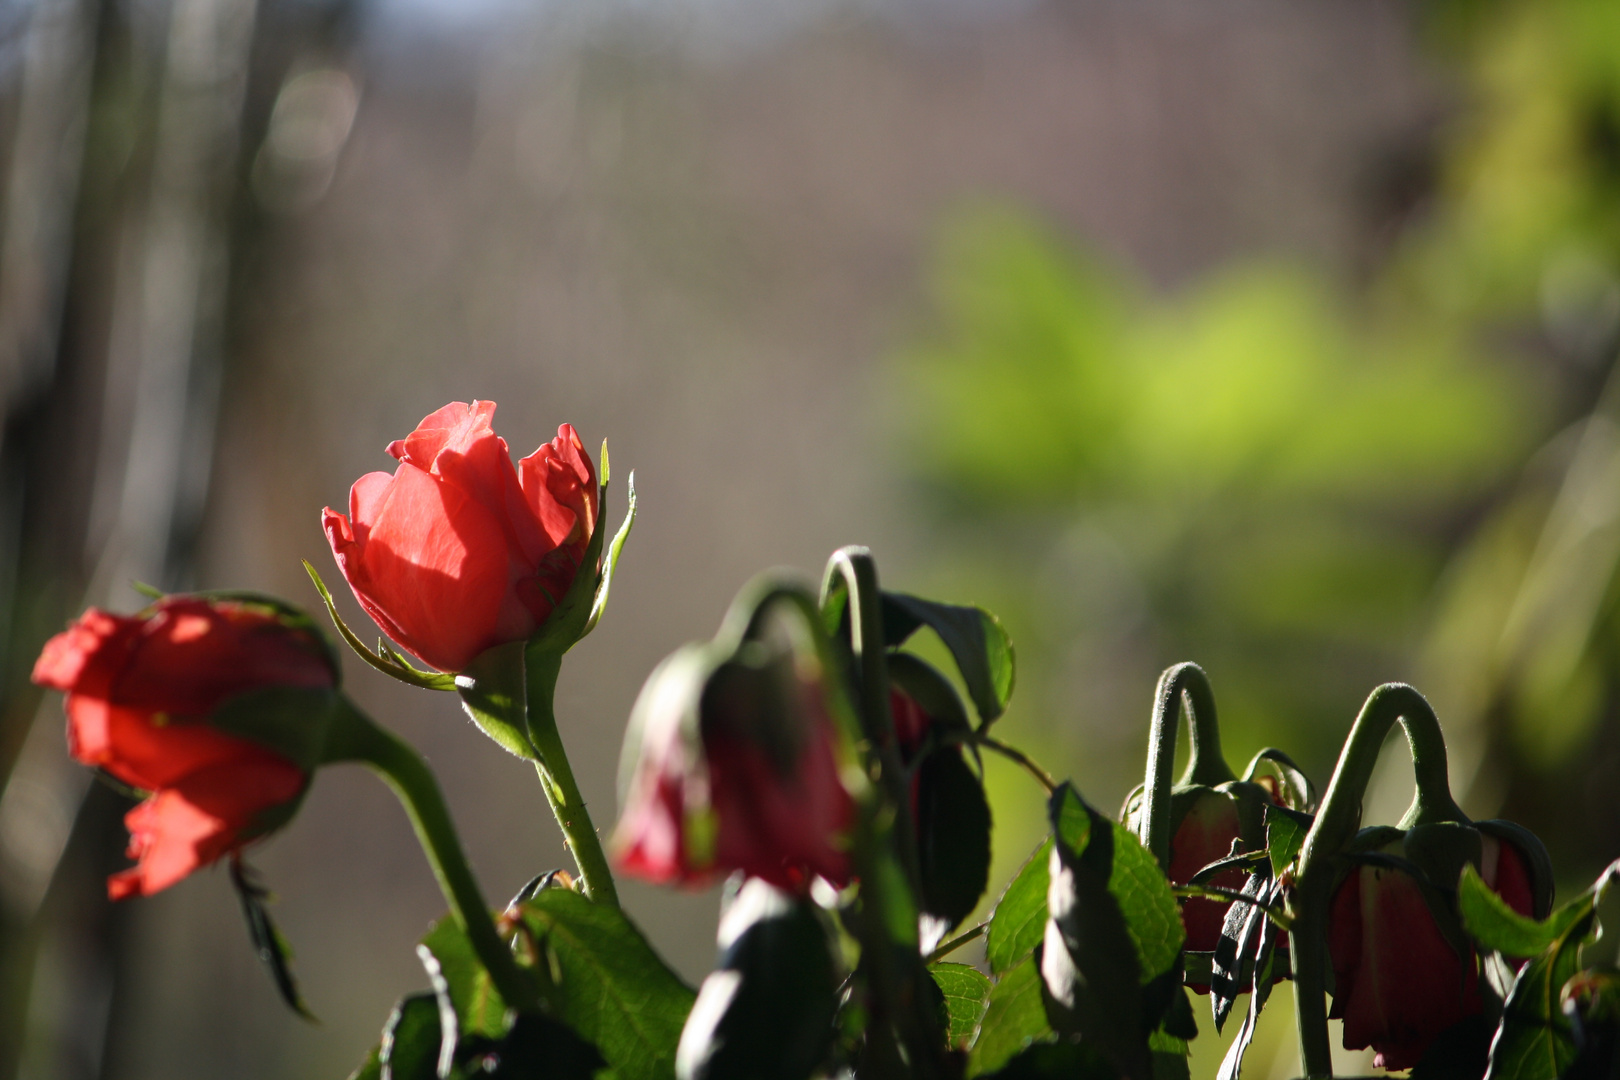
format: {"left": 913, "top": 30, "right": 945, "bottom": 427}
{"left": 613, "top": 643, "right": 856, "bottom": 891}
{"left": 322, "top": 400, "right": 598, "bottom": 673}
{"left": 1327, "top": 822, "right": 1550, "bottom": 1070}
{"left": 31, "top": 596, "right": 338, "bottom": 899}
{"left": 1126, "top": 778, "right": 1287, "bottom": 955}
{"left": 1168, "top": 789, "right": 1248, "bottom": 952}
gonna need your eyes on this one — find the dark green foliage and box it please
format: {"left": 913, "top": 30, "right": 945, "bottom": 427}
{"left": 676, "top": 882, "right": 840, "bottom": 1080}
{"left": 915, "top": 747, "right": 994, "bottom": 930}
{"left": 986, "top": 840, "right": 1052, "bottom": 975}
{"left": 880, "top": 592, "right": 1015, "bottom": 725}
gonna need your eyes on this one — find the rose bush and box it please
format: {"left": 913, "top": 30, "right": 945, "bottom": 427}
{"left": 31, "top": 597, "right": 336, "bottom": 898}
{"left": 322, "top": 400, "right": 597, "bottom": 673}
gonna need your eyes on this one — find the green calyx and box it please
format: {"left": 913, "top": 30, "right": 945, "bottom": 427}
{"left": 208, "top": 683, "right": 350, "bottom": 773}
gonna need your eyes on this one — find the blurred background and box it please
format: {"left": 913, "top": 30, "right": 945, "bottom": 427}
{"left": 0, "top": 0, "right": 1618, "bottom": 1076}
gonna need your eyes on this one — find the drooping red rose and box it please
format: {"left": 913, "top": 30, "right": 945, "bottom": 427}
{"left": 613, "top": 650, "right": 855, "bottom": 891}
{"left": 1327, "top": 833, "right": 1538, "bottom": 1070}
{"left": 31, "top": 598, "right": 336, "bottom": 899}
{"left": 1167, "top": 791, "right": 1247, "bottom": 953}
{"left": 322, "top": 401, "right": 597, "bottom": 673}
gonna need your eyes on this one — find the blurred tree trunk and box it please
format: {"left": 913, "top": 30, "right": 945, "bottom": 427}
{"left": 0, "top": 0, "right": 262, "bottom": 1073}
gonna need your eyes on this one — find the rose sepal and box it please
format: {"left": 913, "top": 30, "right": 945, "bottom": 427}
{"left": 304, "top": 561, "right": 457, "bottom": 691}
{"left": 452, "top": 640, "right": 538, "bottom": 760}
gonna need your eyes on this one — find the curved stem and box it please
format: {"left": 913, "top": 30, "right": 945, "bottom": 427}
{"left": 818, "top": 549, "right": 943, "bottom": 1080}
{"left": 976, "top": 735, "right": 1057, "bottom": 793}
{"left": 324, "top": 699, "right": 540, "bottom": 1013}
{"left": 1289, "top": 682, "right": 1465, "bottom": 1079}
{"left": 819, "top": 548, "right": 922, "bottom": 890}
{"left": 1139, "top": 662, "right": 1235, "bottom": 871}
{"left": 524, "top": 646, "right": 619, "bottom": 909}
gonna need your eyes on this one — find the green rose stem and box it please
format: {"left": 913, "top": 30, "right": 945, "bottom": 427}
{"left": 455, "top": 640, "right": 620, "bottom": 908}
{"left": 323, "top": 699, "right": 541, "bottom": 1014}
{"left": 1138, "top": 662, "right": 1236, "bottom": 871}
{"left": 731, "top": 575, "right": 941, "bottom": 1080}
{"left": 820, "top": 547, "right": 923, "bottom": 891}
{"left": 1288, "top": 683, "right": 1464, "bottom": 1079}
{"left": 524, "top": 645, "right": 620, "bottom": 909}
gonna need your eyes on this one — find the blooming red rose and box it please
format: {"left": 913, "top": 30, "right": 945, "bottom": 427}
{"left": 1327, "top": 833, "right": 1537, "bottom": 1070}
{"left": 322, "top": 401, "right": 598, "bottom": 673}
{"left": 31, "top": 598, "right": 336, "bottom": 899}
{"left": 613, "top": 650, "right": 855, "bottom": 891}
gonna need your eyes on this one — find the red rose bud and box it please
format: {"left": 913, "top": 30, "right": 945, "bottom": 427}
{"left": 1168, "top": 790, "right": 1247, "bottom": 953}
{"left": 1327, "top": 830, "right": 1540, "bottom": 1070}
{"left": 31, "top": 598, "right": 337, "bottom": 899}
{"left": 322, "top": 401, "right": 597, "bottom": 673}
{"left": 613, "top": 648, "right": 855, "bottom": 891}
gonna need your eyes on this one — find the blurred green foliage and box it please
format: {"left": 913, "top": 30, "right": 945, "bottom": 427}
{"left": 894, "top": 0, "right": 1620, "bottom": 888}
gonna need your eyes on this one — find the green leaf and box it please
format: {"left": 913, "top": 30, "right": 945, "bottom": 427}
{"left": 677, "top": 880, "right": 839, "bottom": 1080}
{"left": 228, "top": 859, "right": 315, "bottom": 1021}
{"left": 1105, "top": 812, "right": 1185, "bottom": 983}
{"left": 515, "top": 889, "right": 695, "bottom": 1080}
{"left": 1485, "top": 905, "right": 1596, "bottom": 1079}
{"left": 1042, "top": 784, "right": 1185, "bottom": 1080}
{"left": 986, "top": 840, "right": 1052, "bottom": 975}
{"left": 379, "top": 993, "right": 445, "bottom": 1080}
{"left": 1264, "top": 806, "right": 1307, "bottom": 879}
{"left": 881, "top": 592, "right": 1015, "bottom": 724}
{"left": 454, "top": 641, "right": 539, "bottom": 760}
{"left": 420, "top": 917, "right": 509, "bottom": 1039}
{"left": 346, "top": 1047, "right": 382, "bottom": 1080}
{"left": 915, "top": 747, "right": 994, "bottom": 930}
{"left": 1459, "top": 863, "right": 1589, "bottom": 959}
{"left": 1150, "top": 1043, "right": 1192, "bottom": 1080}
{"left": 931, "top": 963, "right": 992, "bottom": 1045}
{"left": 968, "top": 956, "right": 1051, "bottom": 1077}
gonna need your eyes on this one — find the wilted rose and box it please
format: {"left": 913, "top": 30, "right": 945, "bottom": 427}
{"left": 613, "top": 648, "right": 855, "bottom": 891}
{"left": 1168, "top": 791, "right": 1247, "bottom": 954}
{"left": 322, "top": 401, "right": 597, "bottom": 673}
{"left": 1328, "top": 831, "right": 1539, "bottom": 1070}
{"left": 31, "top": 597, "right": 336, "bottom": 899}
